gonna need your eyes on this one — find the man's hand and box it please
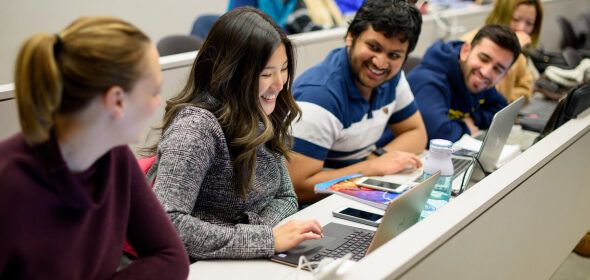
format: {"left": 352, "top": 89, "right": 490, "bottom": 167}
{"left": 515, "top": 31, "right": 532, "bottom": 48}
{"left": 463, "top": 117, "right": 479, "bottom": 136}
{"left": 364, "top": 150, "right": 422, "bottom": 176}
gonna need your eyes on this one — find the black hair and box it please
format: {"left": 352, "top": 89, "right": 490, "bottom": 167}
{"left": 471, "top": 24, "right": 522, "bottom": 65}
{"left": 347, "top": 0, "right": 422, "bottom": 53}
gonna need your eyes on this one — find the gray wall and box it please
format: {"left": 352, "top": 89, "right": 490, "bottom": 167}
{"left": 0, "top": 0, "right": 227, "bottom": 84}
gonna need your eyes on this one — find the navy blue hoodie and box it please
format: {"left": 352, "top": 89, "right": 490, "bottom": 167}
{"left": 407, "top": 40, "right": 507, "bottom": 142}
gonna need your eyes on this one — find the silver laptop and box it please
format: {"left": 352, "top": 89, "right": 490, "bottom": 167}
{"left": 270, "top": 172, "right": 440, "bottom": 268}
{"left": 452, "top": 96, "right": 525, "bottom": 182}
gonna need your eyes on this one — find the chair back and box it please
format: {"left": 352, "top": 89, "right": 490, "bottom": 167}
{"left": 156, "top": 35, "right": 203, "bottom": 56}
{"left": 190, "top": 14, "right": 220, "bottom": 39}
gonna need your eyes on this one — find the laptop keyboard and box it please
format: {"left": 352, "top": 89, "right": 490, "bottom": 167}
{"left": 452, "top": 157, "right": 473, "bottom": 177}
{"left": 309, "top": 230, "right": 374, "bottom": 262}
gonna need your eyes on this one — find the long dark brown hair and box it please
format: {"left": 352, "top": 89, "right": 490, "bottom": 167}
{"left": 146, "top": 7, "right": 300, "bottom": 197}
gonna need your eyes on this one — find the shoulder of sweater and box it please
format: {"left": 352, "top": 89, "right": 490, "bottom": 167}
{"left": 170, "top": 106, "right": 224, "bottom": 135}
{"left": 0, "top": 134, "right": 36, "bottom": 176}
{"left": 109, "top": 145, "right": 138, "bottom": 166}
{"left": 161, "top": 106, "right": 227, "bottom": 151}
{"left": 512, "top": 54, "right": 529, "bottom": 71}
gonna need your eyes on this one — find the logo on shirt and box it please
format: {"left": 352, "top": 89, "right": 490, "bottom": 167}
{"left": 448, "top": 109, "right": 470, "bottom": 120}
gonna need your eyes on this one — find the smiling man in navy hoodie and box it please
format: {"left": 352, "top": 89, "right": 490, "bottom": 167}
{"left": 408, "top": 24, "right": 521, "bottom": 142}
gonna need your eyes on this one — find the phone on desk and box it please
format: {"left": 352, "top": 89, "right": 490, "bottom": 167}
{"left": 356, "top": 177, "right": 410, "bottom": 193}
{"left": 332, "top": 207, "right": 383, "bottom": 227}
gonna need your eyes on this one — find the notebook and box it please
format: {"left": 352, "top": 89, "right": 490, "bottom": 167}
{"left": 270, "top": 172, "right": 440, "bottom": 268}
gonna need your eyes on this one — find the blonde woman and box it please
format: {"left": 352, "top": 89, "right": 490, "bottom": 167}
{"left": 0, "top": 17, "right": 189, "bottom": 279}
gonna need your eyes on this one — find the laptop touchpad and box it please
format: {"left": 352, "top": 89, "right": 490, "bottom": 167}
{"left": 287, "top": 236, "right": 338, "bottom": 255}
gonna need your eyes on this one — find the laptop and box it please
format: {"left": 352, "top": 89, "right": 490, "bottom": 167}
{"left": 270, "top": 172, "right": 440, "bottom": 268}
{"left": 383, "top": 97, "right": 526, "bottom": 187}
{"left": 450, "top": 96, "right": 525, "bottom": 182}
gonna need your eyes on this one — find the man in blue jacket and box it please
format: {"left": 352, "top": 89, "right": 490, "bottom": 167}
{"left": 408, "top": 24, "right": 521, "bottom": 142}
{"left": 287, "top": 0, "right": 427, "bottom": 204}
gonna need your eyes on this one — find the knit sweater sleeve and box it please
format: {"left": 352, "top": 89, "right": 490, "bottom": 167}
{"left": 153, "top": 108, "right": 276, "bottom": 259}
{"left": 247, "top": 157, "right": 298, "bottom": 226}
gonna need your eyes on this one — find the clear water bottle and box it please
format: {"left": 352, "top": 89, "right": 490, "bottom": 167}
{"left": 420, "top": 139, "right": 454, "bottom": 219}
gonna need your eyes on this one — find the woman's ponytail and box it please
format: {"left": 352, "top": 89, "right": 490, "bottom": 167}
{"left": 14, "top": 33, "right": 63, "bottom": 145}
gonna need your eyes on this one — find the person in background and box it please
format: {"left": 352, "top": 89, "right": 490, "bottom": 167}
{"left": 303, "top": 0, "right": 346, "bottom": 29}
{"left": 228, "top": 0, "right": 323, "bottom": 34}
{"left": 461, "top": 0, "right": 544, "bottom": 103}
{"left": 334, "top": 0, "right": 365, "bottom": 16}
{"left": 0, "top": 17, "right": 189, "bottom": 279}
{"left": 148, "top": 7, "right": 322, "bottom": 260}
{"left": 408, "top": 24, "right": 521, "bottom": 142}
{"left": 288, "top": 0, "right": 427, "bottom": 204}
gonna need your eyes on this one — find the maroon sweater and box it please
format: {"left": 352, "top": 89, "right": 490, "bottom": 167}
{"left": 0, "top": 133, "right": 189, "bottom": 279}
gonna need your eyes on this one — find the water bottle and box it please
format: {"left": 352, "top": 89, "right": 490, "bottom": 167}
{"left": 420, "top": 139, "right": 454, "bottom": 219}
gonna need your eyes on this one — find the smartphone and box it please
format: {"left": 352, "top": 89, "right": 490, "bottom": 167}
{"left": 355, "top": 177, "right": 410, "bottom": 193}
{"left": 332, "top": 207, "right": 383, "bottom": 227}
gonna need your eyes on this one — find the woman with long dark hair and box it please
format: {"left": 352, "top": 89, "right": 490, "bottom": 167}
{"left": 147, "top": 7, "right": 322, "bottom": 260}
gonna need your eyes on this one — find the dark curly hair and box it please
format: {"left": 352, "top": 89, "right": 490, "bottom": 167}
{"left": 472, "top": 24, "right": 521, "bottom": 66}
{"left": 347, "top": 0, "right": 422, "bottom": 53}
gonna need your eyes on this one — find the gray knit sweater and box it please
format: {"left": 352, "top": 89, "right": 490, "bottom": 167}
{"left": 152, "top": 106, "right": 298, "bottom": 259}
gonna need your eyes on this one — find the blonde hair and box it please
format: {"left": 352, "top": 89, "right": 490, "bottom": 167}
{"left": 485, "top": 0, "right": 543, "bottom": 47}
{"left": 14, "top": 16, "right": 150, "bottom": 145}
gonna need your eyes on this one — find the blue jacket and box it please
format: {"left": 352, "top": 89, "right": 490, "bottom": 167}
{"left": 407, "top": 40, "right": 507, "bottom": 142}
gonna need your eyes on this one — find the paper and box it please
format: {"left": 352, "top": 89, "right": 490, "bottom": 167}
{"left": 452, "top": 134, "right": 483, "bottom": 152}
{"left": 452, "top": 134, "right": 521, "bottom": 169}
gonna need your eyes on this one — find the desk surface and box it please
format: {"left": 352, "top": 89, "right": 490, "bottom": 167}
{"left": 185, "top": 126, "right": 529, "bottom": 279}
{"left": 188, "top": 194, "right": 382, "bottom": 280}
{"left": 187, "top": 169, "right": 477, "bottom": 280}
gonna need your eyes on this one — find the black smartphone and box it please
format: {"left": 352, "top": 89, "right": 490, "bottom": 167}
{"left": 332, "top": 207, "right": 384, "bottom": 227}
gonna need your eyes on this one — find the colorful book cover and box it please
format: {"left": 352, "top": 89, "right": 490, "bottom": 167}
{"left": 314, "top": 174, "right": 401, "bottom": 210}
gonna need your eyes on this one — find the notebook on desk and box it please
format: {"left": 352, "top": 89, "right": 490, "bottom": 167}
{"left": 270, "top": 172, "right": 440, "bottom": 268}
